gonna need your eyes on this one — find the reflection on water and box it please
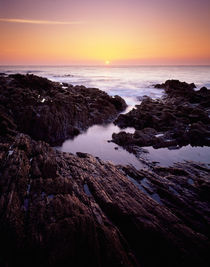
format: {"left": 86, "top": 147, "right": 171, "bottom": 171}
{"left": 58, "top": 118, "right": 210, "bottom": 169}
{"left": 58, "top": 119, "right": 210, "bottom": 169}
{"left": 2, "top": 65, "right": 209, "bottom": 168}
{"left": 58, "top": 103, "right": 147, "bottom": 169}
{"left": 144, "top": 145, "right": 210, "bottom": 167}
{"left": 58, "top": 122, "right": 146, "bottom": 169}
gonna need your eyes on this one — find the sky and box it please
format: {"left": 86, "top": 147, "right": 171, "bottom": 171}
{"left": 0, "top": 0, "right": 210, "bottom": 65}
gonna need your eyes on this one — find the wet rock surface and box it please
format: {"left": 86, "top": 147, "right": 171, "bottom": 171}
{"left": 113, "top": 80, "right": 210, "bottom": 152}
{"left": 0, "top": 74, "right": 126, "bottom": 145}
{"left": 0, "top": 76, "right": 210, "bottom": 266}
{"left": 0, "top": 134, "right": 209, "bottom": 267}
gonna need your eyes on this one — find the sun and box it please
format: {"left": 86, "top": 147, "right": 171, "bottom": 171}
{"left": 105, "top": 60, "right": 110, "bottom": 65}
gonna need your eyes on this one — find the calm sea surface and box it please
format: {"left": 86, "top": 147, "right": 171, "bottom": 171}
{"left": 1, "top": 65, "right": 210, "bottom": 167}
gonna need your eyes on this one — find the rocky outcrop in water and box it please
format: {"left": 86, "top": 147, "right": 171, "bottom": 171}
{"left": 113, "top": 80, "right": 210, "bottom": 152}
{"left": 0, "top": 74, "right": 126, "bottom": 145}
{"left": 0, "top": 75, "right": 209, "bottom": 267}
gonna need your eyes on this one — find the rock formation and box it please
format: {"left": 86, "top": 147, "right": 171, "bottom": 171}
{"left": 0, "top": 133, "right": 209, "bottom": 266}
{"left": 0, "top": 74, "right": 126, "bottom": 145}
{"left": 113, "top": 80, "right": 210, "bottom": 152}
{"left": 0, "top": 75, "right": 209, "bottom": 267}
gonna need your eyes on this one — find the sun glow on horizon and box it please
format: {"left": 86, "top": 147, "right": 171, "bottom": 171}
{"left": 0, "top": 0, "right": 210, "bottom": 65}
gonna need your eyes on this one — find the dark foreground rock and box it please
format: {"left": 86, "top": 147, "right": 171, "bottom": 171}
{"left": 0, "top": 134, "right": 209, "bottom": 267}
{"left": 113, "top": 80, "right": 210, "bottom": 152}
{"left": 0, "top": 74, "right": 126, "bottom": 145}
{"left": 0, "top": 76, "right": 210, "bottom": 267}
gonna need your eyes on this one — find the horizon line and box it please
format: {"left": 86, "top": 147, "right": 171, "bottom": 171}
{"left": 0, "top": 64, "right": 210, "bottom": 68}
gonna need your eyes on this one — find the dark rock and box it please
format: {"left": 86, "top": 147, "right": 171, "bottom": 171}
{"left": 112, "top": 131, "right": 133, "bottom": 146}
{"left": 111, "top": 95, "right": 127, "bottom": 111}
{"left": 8, "top": 73, "right": 54, "bottom": 91}
{"left": 0, "top": 107, "right": 17, "bottom": 143}
{"left": 0, "top": 134, "right": 209, "bottom": 267}
{"left": 62, "top": 82, "right": 69, "bottom": 87}
{"left": 0, "top": 74, "right": 127, "bottom": 145}
{"left": 113, "top": 80, "right": 210, "bottom": 150}
{"left": 154, "top": 83, "right": 164, "bottom": 89}
{"left": 0, "top": 75, "right": 210, "bottom": 267}
{"left": 154, "top": 80, "right": 196, "bottom": 97}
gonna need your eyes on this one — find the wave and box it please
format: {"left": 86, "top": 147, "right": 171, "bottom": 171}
{"left": 1, "top": 65, "right": 209, "bottom": 102}
{"left": 52, "top": 74, "right": 74, "bottom": 78}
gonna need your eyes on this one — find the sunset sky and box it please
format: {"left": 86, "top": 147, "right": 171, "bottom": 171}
{"left": 0, "top": 0, "right": 210, "bottom": 65}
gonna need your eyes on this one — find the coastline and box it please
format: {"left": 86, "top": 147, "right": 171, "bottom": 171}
{"left": 0, "top": 73, "right": 209, "bottom": 266}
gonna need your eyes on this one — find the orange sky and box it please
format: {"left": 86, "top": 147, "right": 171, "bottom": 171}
{"left": 0, "top": 0, "right": 210, "bottom": 65}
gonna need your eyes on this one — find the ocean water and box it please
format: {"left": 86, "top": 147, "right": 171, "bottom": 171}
{"left": 1, "top": 65, "right": 210, "bottom": 167}
{"left": 1, "top": 65, "right": 210, "bottom": 104}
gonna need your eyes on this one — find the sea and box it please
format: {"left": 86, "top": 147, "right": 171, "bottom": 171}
{"left": 1, "top": 65, "right": 210, "bottom": 168}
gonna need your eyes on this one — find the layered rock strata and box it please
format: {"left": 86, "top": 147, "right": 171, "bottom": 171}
{"left": 0, "top": 75, "right": 209, "bottom": 266}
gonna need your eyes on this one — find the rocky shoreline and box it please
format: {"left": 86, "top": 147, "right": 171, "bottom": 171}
{"left": 0, "top": 73, "right": 126, "bottom": 145}
{"left": 0, "top": 74, "right": 209, "bottom": 267}
{"left": 112, "top": 80, "right": 210, "bottom": 155}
